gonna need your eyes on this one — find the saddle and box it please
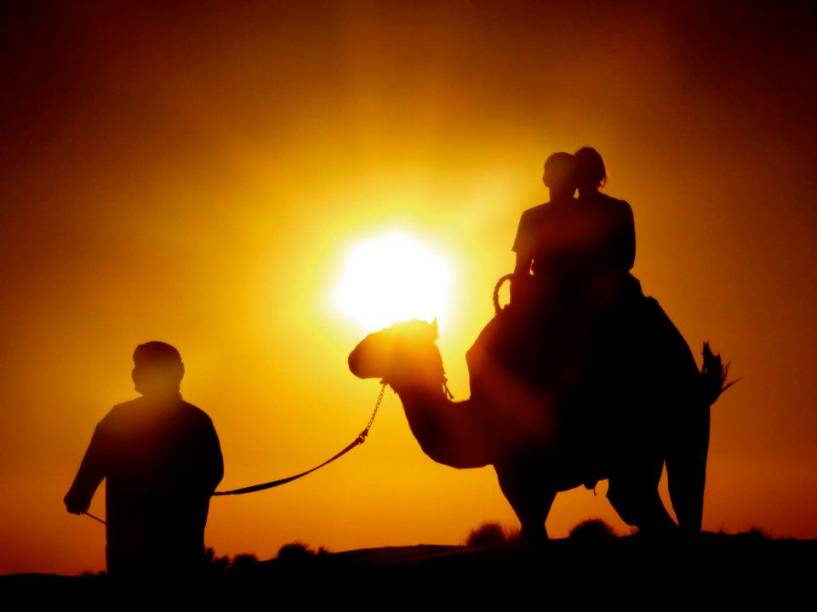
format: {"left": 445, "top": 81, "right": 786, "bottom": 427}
{"left": 469, "top": 272, "right": 632, "bottom": 491}
{"left": 466, "top": 273, "right": 569, "bottom": 409}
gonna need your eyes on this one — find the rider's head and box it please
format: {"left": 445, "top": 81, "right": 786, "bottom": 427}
{"left": 543, "top": 152, "right": 576, "bottom": 201}
{"left": 131, "top": 341, "right": 184, "bottom": 398}
{"left": 574, "top": 146, "right": 607, "bottom": 194}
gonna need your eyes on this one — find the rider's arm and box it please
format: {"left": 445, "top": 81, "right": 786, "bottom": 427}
{"left": 511, "top": 210, "right": 534, "bottom": 304}
{"left": 511, "top": 209, "right": 533, "bottom": 273}
{"left": 623, "top": 203, "right": 635, "bottom": 270}
{"left": 514, "top": 251, "right": 532, "bottom": 276}
{"left": 511, "top": 251, "right": 537, "bottom": 306}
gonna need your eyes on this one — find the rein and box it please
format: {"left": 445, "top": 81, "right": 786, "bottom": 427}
{"left": 82, "top": 382, "right": 387, "bottom": 525}
{"left": 213, "top": 382, "right": 387, "bottom": 496}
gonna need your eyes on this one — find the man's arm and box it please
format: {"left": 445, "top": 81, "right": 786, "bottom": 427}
{"left": 198, "top": 415, "right": 224, "bottom": 494}
{"left": 207, "top": 418, "right": 224, "bottom": 493}
{"left": 64, "top": 420, "right": 108, "bottom": 515}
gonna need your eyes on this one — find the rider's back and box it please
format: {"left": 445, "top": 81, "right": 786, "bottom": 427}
{"left": 513, "top": 198, "right": 603, "bottom": 310}
{"left": 573, "top": 191, "right": 638, "bottom": 312}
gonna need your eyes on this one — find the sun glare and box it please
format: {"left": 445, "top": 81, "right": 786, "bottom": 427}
{"left": 332, "top": 232, "right": 453, "bottom": 332}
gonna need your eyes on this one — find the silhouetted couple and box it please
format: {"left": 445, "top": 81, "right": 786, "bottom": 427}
{"left": 512, "top": 148, "right": 639, "bottom": 318}
{"left": 64, "top": 341, "right": 223, "bottom": 580}
{"left": 474, "top": 147, "right": 691, "bottom": 488}
{"left": 513, "top": 148, "right": 646, "bottom": 482}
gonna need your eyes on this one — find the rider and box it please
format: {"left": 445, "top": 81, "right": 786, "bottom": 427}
{"left": 568, "top": 146, "right": 644, "bottom": 488}
{"left": 511, "top": 151, "right": 579, "bottom": 314}
{"left": 512, "top": 147, "right": 644, "bottom": 485}
{"left": 573, "top": 146, "right": 641, "bottom": 313}
{"left": 508, "top": 152, "right": 587, "bottom": 389}
{"left": 571, "top": 148, "right": 707, "bottom": 532}
{"left": 510, "top": 151, "right": 637, "bottom": 392}
{"left": 467, "top": 152, "right": 580, "bottom": 411}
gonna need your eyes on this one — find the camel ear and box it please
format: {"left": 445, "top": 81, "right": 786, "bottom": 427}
{"left": 430, "top": 318, "right": 439, "bottom": 340}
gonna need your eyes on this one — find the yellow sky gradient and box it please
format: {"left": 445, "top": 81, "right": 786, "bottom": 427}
{"left": 1, "top": 2, "right": 816, "bottom": 574}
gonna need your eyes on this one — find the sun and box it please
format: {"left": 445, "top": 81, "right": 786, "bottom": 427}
{"left": 332, "top": 231, "right": 453, "bottom": 332}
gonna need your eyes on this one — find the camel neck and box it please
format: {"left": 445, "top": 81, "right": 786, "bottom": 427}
{"left": 393, "top": 381, "right": 447, "bottom": 406}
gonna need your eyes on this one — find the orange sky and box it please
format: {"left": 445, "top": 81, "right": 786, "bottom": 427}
{"left": 2, "top": 1, "right": 816, "bottom": 575}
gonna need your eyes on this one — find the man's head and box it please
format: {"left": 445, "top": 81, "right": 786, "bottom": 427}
{"left": 542, "top": 152, "right": 577, "bottom": 201}
{"left": 132, "top": 341, "right": 184, "bottom": 397}
{"left": 574, "top": 146, "right": 607, "bottom": 193}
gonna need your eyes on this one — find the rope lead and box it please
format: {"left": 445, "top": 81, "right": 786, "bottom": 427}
{"left": 81, "top": 383, "right": 387, "bottom": 524}
{"left": 213, "top": 382, "right": 386, "bottom": 496}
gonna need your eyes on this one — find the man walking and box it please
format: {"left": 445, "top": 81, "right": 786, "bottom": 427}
{"left": 64, "top": 341, "right": 224, "bottom": 578}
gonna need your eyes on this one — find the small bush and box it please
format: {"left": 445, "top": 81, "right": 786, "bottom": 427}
{"left": 465, "top": 521, "right": 516, "bottom": 548}
{"left": 205, "top": 546, "right": 231, "bottom": 572}
{"left": 568, "top": 519, "right": 617, "bottom": 542}
{"left": 277, "top": 541, "right": 316, "bottom": 561}
{"left": 229, "top": 553, "right": 260, "bottom": 572}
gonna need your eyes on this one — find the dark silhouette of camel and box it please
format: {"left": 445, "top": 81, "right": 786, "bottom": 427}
{"left": 348, "top": 309, "right": 731, "bottom": 547}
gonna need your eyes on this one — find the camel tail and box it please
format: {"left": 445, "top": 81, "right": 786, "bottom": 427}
{"left": 666, "top": 342, "right": 736, "bottom": 533}
{"left": 701, "top": 341, "right": 739, "bottom": 405}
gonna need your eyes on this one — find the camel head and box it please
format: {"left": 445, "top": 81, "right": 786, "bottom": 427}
{"left": 348, "top": 319, "right": 446, "bottom": 392}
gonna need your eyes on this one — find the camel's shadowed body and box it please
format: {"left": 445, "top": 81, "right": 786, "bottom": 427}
{"left": 348, "top": 298, "right": 731, "bottom": 546}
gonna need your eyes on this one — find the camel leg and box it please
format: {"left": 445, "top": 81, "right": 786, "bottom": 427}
{"left": 666, "top": 397, "right": 710, "bottom": 533}
{"left": 637, "top": 297, "right": 707, "bottom": 533}
{"left": 494, "top": 460, "right": 556, "bottom": 549}
{"left": 607, "top": 456, "right": 676, "bottom": 534}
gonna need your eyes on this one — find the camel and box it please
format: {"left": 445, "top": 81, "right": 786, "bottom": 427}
{"left": 347, "top": 295, "right": 733, "bottom": 546}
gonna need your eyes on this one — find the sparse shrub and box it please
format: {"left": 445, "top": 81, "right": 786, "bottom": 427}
{"left": 229, "top": 553, "right": 260, "bottom": 572}
{"left": 278, "top": 541, "right": 316, "bottom": 561}
{"left": 726, "top": 526, "right": 771, "bottom": 542}
{"left": 742, "top": 527, "right": 770, "bottom": 540}
{"left": 205, "top": 546, "right": 231, "bottom": 573}
{"left": 79, "top": 569, "right": 105, "bottom": 580}
{"left": 465, "top": 521, "right": 515, "bottom": 548}
{"left": 568, "top": 519, "right": 617, "bottom": 542}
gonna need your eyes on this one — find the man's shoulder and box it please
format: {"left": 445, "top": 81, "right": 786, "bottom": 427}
{"left": 104, "top": 397, "right": 143, "bottom": 420}
{"left": 179, "top": 401, "right": 216, "bottom": 427}
{"left": 111, "top": 397, "right": 143, "bottom": 410}
{"left": 518, "top": 202, "right": 551, "bottom": 223}
{"left": 90, "top": 397, "right": 144, "bottom": 435}
{"left": 105, "top": 397, "right": 213, "bottom": 422}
